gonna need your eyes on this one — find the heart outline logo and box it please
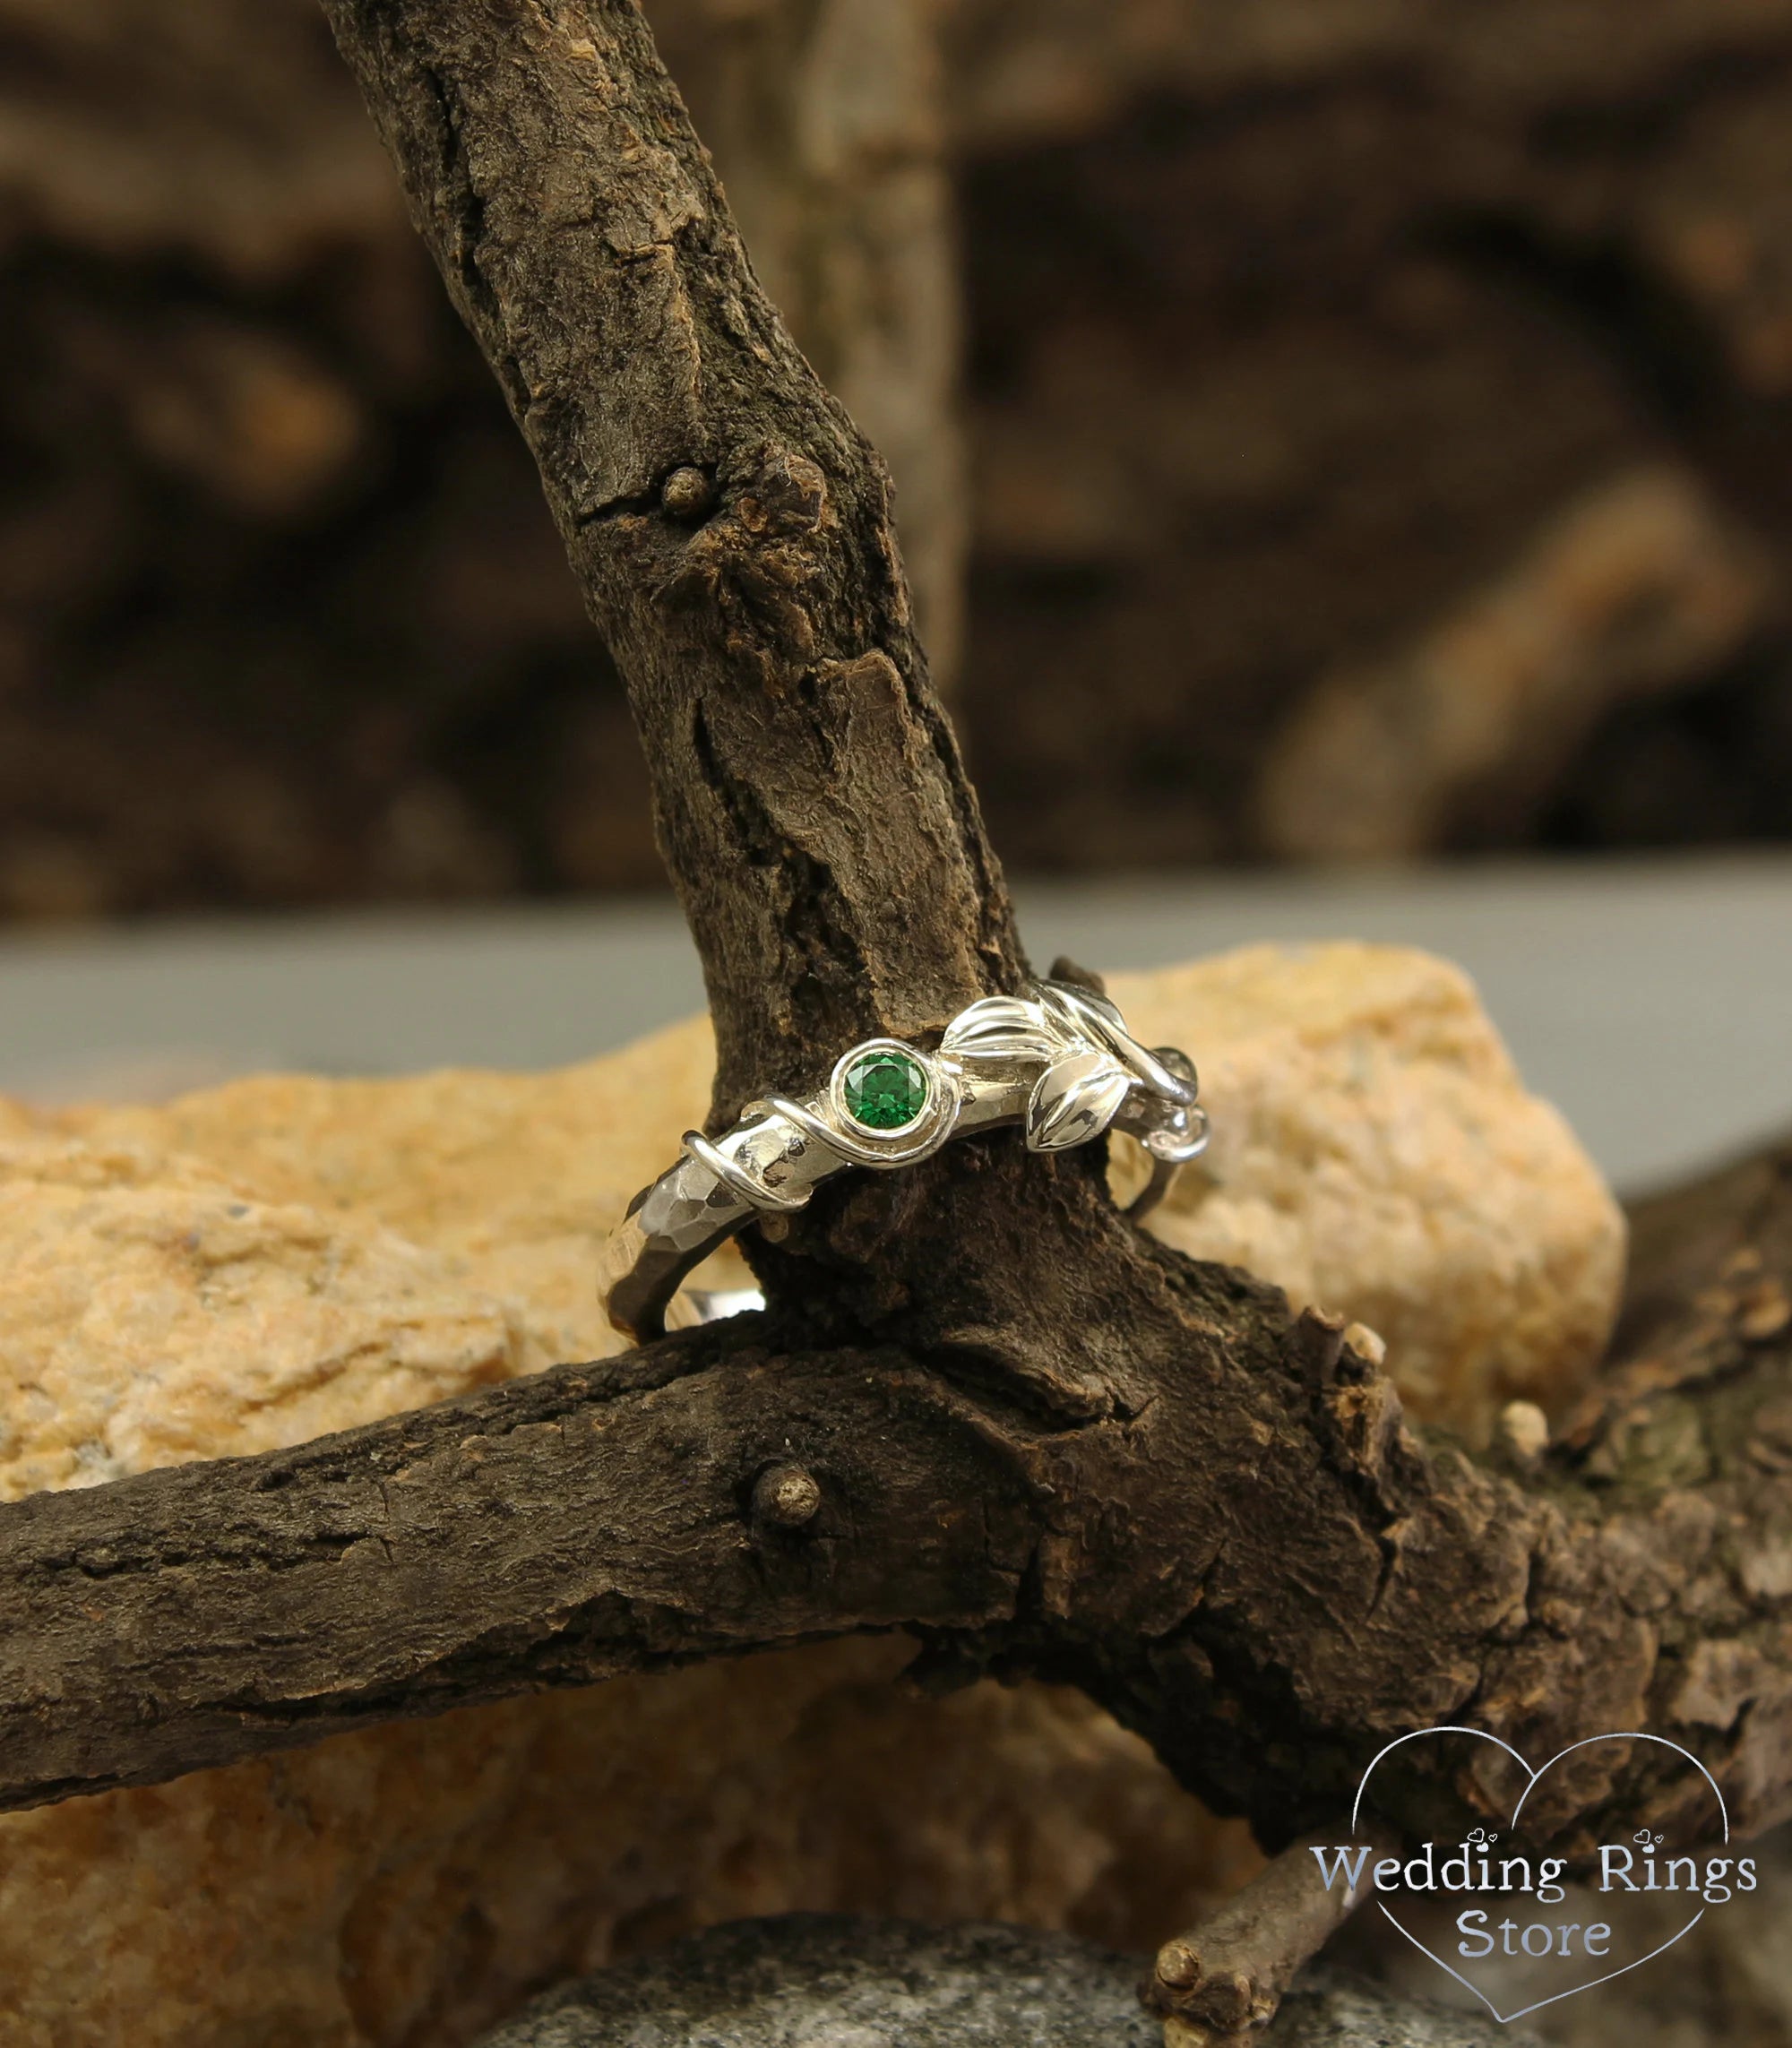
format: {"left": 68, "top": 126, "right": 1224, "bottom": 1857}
{"left": 1348, "top": 1725, "right": 1730, "bottom": 2026}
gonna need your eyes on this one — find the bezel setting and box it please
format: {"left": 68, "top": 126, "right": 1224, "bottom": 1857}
{"left": 831, "top": 1038, "right": 935, "bottom": 1137}
{"left": 822, "top": 1037, "right": 958, "bottom": 1161}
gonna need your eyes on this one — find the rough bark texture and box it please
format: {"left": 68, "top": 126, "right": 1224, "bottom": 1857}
{"left": 4, "top": 1129, "right": 1792, "bottom": 1864}
{"left": 316, "top": 0, "right": 1013, "bottom": 1121}
{"left": 3, "top": 0, "right": 1792, "bottom": 1985}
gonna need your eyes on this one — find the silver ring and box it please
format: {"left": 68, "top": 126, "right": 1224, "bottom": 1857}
{"left": 600, "top": 978, "right": 1209, "bottom": 1342}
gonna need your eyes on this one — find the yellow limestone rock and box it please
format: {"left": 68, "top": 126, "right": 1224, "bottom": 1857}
{"left": 1110, "top": 942, "right": 1625, "bottom": 1439}
{"left": 0, "top": 1138, "right": 521, "bottom": 1500}
{"left": 0, "top": 942, "right": 1622, "bottom": 2044}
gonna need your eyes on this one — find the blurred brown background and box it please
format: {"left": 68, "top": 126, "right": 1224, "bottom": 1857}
{"left": 4, "top": 0, "right": 1792, "bottom": 921}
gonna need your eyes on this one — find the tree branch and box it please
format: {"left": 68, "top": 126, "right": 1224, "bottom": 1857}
{"left": 5, "top": 1140, "right": 1792, "bottom": 1856}
{"left": 4, "top": 1, "right": 1791, "bottom": 1964}
{"left": 0, "top": 1332, "right": 1033, "bottom": 1807}
{"left": 1144, "top": 1820, "right": 1400, "bottom": 2043}
{"left": 316, "top": 0, "right": 1017, "bottom": 1123}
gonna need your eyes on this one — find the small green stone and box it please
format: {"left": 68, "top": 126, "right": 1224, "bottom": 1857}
{"left": 841, "top": 1048, "right": 929, "bottom": 1131}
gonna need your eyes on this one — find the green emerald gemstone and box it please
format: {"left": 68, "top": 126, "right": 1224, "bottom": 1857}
{"left": 841, "top": 1048, "right": 929, "bottom": 1131}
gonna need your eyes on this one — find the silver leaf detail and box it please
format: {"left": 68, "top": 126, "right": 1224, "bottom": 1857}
{"left": 940, "top": 994, "right": 1065, "bottom": 1066}
{"left": 1041, "top": 983, "right": 1193, "bottom": 1097}
{"left": 1040, "top": 979, "right": 1126, "bottom": 1033}
{"left": 1024, "top": 1049, "right": 1133, "bottom": 1151}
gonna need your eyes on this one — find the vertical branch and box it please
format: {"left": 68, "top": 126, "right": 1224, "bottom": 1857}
{"left": 319, "top": 0, "right": 1021, "bottom": 1117}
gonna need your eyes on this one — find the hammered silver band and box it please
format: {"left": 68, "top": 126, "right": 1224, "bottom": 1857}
{"left": 601, "top": 978, "right": 1209, "bottom": 1343}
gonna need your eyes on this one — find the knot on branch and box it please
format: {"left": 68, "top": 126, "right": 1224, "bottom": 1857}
{"left": 659, "top": 446, "right": 836, "bottom": 675}
{"left": 752, "top": 1462, "right": 823, "bottom": 1530}
{"left": 737, "top": 448, "right": 828, "bottom": 537}
{"left": 660, "top": 465, "right": 715, "bottom": 521}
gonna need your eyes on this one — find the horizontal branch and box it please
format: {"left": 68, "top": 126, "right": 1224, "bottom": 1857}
{"left": 0, "top": 1330, "right": 1029, "bottom": 1808}
{"left": 5, "top": 1140, "right": 1790, "bottom": 1854}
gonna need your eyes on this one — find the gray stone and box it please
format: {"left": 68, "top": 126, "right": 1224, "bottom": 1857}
{"left": 469, "top": 1915, "right": 1529, "bottom": 2047}
{"left": 1273, "top": 1974, "right": 1540, "bottom": 2047}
